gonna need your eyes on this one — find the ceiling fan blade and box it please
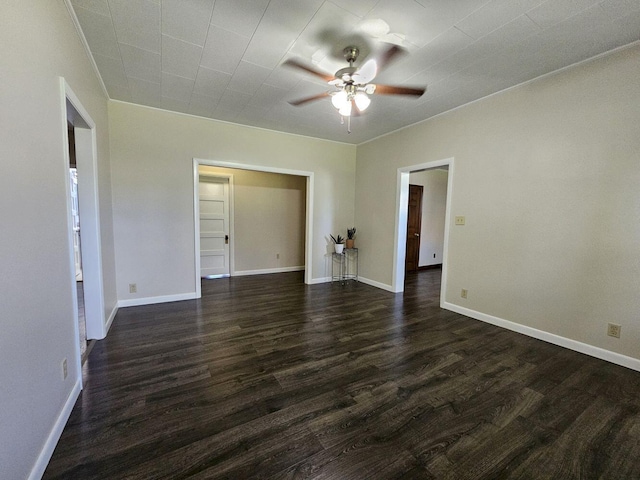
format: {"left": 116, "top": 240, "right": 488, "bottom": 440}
{"left": 351, "top": 59, "right": 377, "bottom": 84}
{"left": 283, "top": 59, "right": 335, "bottom": 83}
{"left": 288, "top": 92, "right": 330, "bottom": 106}
{"left": 373, "top": 84, "right": 426, "bottom": 97}
{"left": 377, "top": 44, "right": 405, "bottom": 72}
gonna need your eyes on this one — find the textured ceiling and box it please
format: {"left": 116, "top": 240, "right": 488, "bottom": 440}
{"left": 69, "top": 0, "right": 640, "bottom": 144}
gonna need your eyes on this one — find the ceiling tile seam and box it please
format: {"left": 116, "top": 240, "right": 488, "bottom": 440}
{"left": 523, "top": 1, "right": 607, "bottom": 30}
{"left": 459, "top": 14, "right": 542, "bottom": 45}
{"left": 161, "top": 33, "right": 207, "bottom": 49}
{"left": 115, "top": 41, "right": 162, "bottom": 56}
{"left": 187, "top": 0, "right": 217, "bottom": 112}
{"left": 326, "top": 0, "right": 379, "bottom": 19}
{"left": 453, "top": 25, "right": 475, "bottom": 41}
{"left": 161, "top": 71, "right": 199, "bottom": 83}
{"left": 228, "top": 0, "right": 272, "bottom": 70}
{"left": 72, "top": 3, "right": 111, "bottom": 21}
{"left": 207, "top": 3, "right": 274, "bottom": 112}
{"left": 405, "top": 49, "right": 483, "bottom": 88}
{"left": 524, "top": 12, "right": 543, "bottom": 30}
{"left": 106, "top": 0, "right": 149, "bottom": 100}
{"left": 400, "top": 28, "right": 477, "bottom": 86}
{"left": 452, "top": 0, "right": 496, "bottom": 38}
{"left": 63, "top": 0, "right": 110, "bottom": 99}
{"left": 595, "top": 2, "right": 613, "bottom": 22}
{"left": 126, "top": 75, "right": 160, "bottom": 87}
{"left": 266, "top": 1, "right": 333, "bottom": 78}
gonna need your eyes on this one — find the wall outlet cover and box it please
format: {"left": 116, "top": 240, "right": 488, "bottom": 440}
{"left": 607, "top": 323, "right": 621, "bottom": 338}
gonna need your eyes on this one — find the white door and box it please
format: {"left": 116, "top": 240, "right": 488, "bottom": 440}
{"left": 199, "top": 176, "right": 230, "bottom": 278}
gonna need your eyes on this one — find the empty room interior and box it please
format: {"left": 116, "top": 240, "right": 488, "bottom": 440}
{"left": 2, "top": 1, "right": 639, "bottom": 479}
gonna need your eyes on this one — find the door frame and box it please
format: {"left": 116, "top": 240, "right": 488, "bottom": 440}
{"left": 393, "top": 157, "right": 454, "bottom": 305}
{"left": 196, "top": 172, "right": 235, "bottom": 279}
{"left": 60, "top": 78, "right": 107, "bottom": 383}
{"left": 193, "top": 158, "right": 314, "bottom": 298}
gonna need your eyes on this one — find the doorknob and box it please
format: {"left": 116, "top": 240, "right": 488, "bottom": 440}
{"left": 225, "top": 235, "right": 229, "bottom": 244}
{"left": 414, "top": 233, "right": 420, "bottom": 237}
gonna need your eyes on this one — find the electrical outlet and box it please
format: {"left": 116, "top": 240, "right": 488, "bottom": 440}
{"left": 607, "top": 323, "right": 621, "bottom": 338}
{"left": 129, "top": 283, "right": 137, "bottom": 294}
{"left": 455, "top": 216, "right": 465, "bottom": 225}
{"left": 62, "top": 358, "right": 68, "bottom": 380}
{"left": 433, "top": 253, "right": 436, "bottom": 258}
{"left": 461, "top": 289, "right": 468, "bottom": 299}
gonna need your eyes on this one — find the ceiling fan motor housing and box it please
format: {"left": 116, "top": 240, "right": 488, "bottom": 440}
{"left": 343, "top": 46, "right": 359, "bottom": 64}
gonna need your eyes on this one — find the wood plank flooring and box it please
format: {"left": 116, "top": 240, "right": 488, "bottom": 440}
{"left": 44, "top": 270, "right": 640, "bottom": 479}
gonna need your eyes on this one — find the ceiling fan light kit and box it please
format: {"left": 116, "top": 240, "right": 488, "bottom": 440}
{"left": 285, "top": 44, "right": 426, "bottom": 133}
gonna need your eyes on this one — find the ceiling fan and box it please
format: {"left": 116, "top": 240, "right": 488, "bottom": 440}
{"left": 284, "top": 44, "right": 426, "bottom": 132}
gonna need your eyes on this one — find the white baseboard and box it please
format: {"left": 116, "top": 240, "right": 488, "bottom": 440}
{"left": 233, "top": 266, "right": 304, "bottom": 277}
{"left": 307, "top": 276, "right": 396, "bottom": 292}
{"left": 308, "top": 276, "right": 331, "bottom": 284}
{"left": 105, "top": 302, "right": 118, "bottom": 334}
{"left": 443, "top": 302, "right": 640, "bottom": 372}
{"left": 29, "top": 379, "right": 81, "bottom": 480}
{"left": 118, "top": 292, "right": 197, "bottom": 308}
{"left": 358, "top": 276, "right": 397, "bottom": 293}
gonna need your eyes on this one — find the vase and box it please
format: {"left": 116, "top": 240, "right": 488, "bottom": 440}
{"left": 335, "top": 244, "right": 344, "bottom": 254}
{"left": 346, "top": 239, "right": 355, "bottom": 249}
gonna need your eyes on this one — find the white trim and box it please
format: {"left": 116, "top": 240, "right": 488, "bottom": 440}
{"left": 63, "top": 1, "right": 109, "bottom": 99}
{"left": 193, "top": 158, "right": 315, "bottom": 286}
{"left": 233, "top": 266, "right": 305, "bottom": 276}
{"left": 118, "top": 292, "right": 197, "bottom": 308}
{"left": 308, "top": 276, "right": 331, "bottom": 284}
{"left": 105, "top": 303, "right": 118, "bottom": 334}
{"left": 28, "top": 379, "right": 81, "bottom": 480}
{"left": 60, "top": 91, "right": 83, "bottom": 390}
{"left": 304, "top": 175, "right": 314, "bottom": 285}
{"left": 62, "top": 79, "right": 107, "bottom": 342}
{"left": 358, "top": 276, "right": 396, "bottom": 293}
{"left": 393, "top": 158, "right": 454, "bottom": 297}
{"left": 110, "top": 99, "right": 353, "bottom": 146}
{"left": 193, "top": 160, "right": 201, "bottom": 298}
{"left": 443, "top": 302, "right": 640, "bottom": 372}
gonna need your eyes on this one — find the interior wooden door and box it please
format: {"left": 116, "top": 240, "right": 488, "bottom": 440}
{"left": 405, "top": 184, "right": 423, "bottom": 272}
{"left": 199, "top": 176, "right": 230, "bottom": 278}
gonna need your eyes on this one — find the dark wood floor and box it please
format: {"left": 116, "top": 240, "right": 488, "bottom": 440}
{"left": 44, "top": 270, "right": 640, "bottom": 479}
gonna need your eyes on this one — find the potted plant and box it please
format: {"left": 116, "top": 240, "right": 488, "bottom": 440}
{"left": 346, "top": 227, "right": 356, "bottom": 249}
{"left": 330, "top": 234, "right": 345, "bottom": 254}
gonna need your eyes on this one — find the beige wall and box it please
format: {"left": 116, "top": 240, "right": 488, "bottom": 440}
{"left": 409, "top": 169, "right": 448, "bottom": 267}
{"left": 199, "top": 166, "right": 306, "bottom": 273}
{"left": 356, "top": 45, "right": 640, "bottom": 361}
{"left": 110, "top": 101, "right": 356, "bottom": 300}
{"left": 0, "top": 1, "right": 116, "bottom": 478}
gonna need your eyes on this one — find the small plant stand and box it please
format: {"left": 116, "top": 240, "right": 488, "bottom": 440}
{"left": 331, "top": 248, "right": 358, "bottom": 284}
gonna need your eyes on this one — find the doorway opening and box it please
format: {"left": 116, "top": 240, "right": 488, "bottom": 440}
{"left": 193, "top": 159, "right": 314, "bottom": 298}
{"left": 393, "top": 158, "right": 454, "bottom": 305}
{"left": 61, "top": 79, "right": 106, "bottom": 377}
{"left": 67, "top": 130, "right": 87, "bottom": 360}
